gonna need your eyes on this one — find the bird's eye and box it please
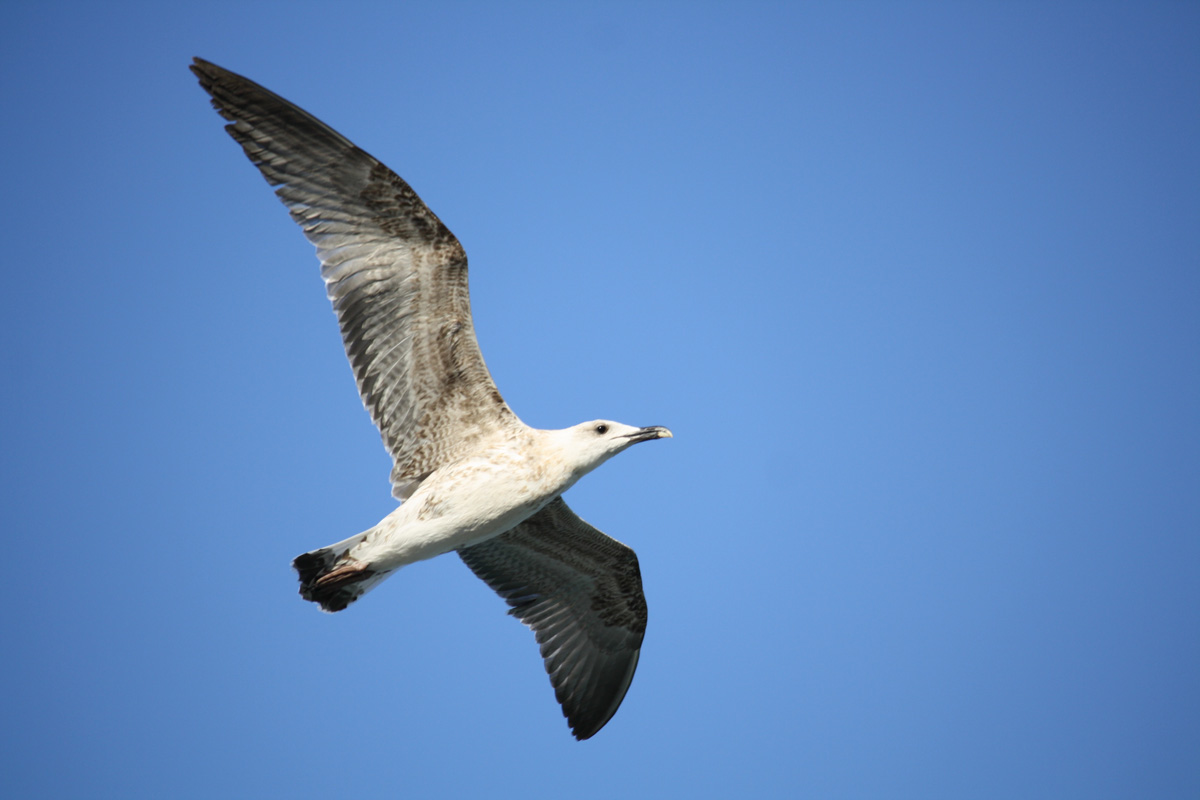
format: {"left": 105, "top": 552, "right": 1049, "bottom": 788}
{"left": 595, "top": 424, "right": 609, "bottom": 435}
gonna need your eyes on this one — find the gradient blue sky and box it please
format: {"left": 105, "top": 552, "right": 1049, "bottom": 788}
{"left": 3, "top": 2, "right": 1198, "bottom": 798}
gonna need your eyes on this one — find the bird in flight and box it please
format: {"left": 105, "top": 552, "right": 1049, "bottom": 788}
{"left": 191, "top": 58, "right": 671, "bottom": 740}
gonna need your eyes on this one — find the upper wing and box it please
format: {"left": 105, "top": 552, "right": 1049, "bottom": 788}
{"left": 458, "top": 497, "right": 648, "bottom": 740}
{"left": 191, "top": 58, "right": 517, "bottom": 499}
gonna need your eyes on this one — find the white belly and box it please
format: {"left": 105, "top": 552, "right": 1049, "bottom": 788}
{"left": 352, "top": 447, "right": 573, "bottom": 570}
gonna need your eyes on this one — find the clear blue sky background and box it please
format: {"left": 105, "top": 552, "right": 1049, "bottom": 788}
{"left": 3, "top": 2, "right": 1198, "bottom": 798}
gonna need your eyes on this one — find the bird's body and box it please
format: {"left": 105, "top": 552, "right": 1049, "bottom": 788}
{"left": 191, "top": 58, "right": 670, "bottom": 739}
{"left": 303, "top": 421, "right": 656, "bottom": 609}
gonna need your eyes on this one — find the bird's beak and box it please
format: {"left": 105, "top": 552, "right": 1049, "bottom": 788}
{"left": 623, "top": 426, "right": 673, "bottom": 444}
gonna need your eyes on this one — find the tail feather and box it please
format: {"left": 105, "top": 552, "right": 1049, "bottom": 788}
{"left": 293, "top": 532, "right": 385, "bottom": 612}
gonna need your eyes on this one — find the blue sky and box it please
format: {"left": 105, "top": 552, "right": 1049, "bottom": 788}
{"left": 3, "top": 2, "right": 1198, "bottom": 797}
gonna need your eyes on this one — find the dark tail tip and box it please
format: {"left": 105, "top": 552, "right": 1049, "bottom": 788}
{"left": 293, "top": 549, "right": 374, "bottom": 612}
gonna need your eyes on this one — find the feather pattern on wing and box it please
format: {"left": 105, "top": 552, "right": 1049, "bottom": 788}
{"left": 458, "top": 497, "right": 648, "bottom": 740}
{"left": 190, "top": 58, "right": 517, "bottom": 499}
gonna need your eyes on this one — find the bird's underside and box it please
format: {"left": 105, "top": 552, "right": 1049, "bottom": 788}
{"left": 191, "top": 57, "right": 667, "bottom": 740}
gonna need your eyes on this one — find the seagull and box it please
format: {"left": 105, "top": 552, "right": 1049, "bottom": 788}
{"left": 191, "top": 58, "right": 671, "bottom": 740}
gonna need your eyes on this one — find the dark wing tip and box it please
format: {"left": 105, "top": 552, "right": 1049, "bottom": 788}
{"left": 566, "top": 649, "right": 642, "bottom": 740}
{"left": 188, "top": 57, "right": 257, "bottom": 124}
{"left": 189, "top": 57, "right": 228, "bottom": 97}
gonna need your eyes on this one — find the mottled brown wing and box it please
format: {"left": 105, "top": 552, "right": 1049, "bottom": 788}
{"left": 458, "top": 497, "right": 648, "bottom": 740}
{"left": 191, "top": 58, "right": 517, "bottom": 499}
